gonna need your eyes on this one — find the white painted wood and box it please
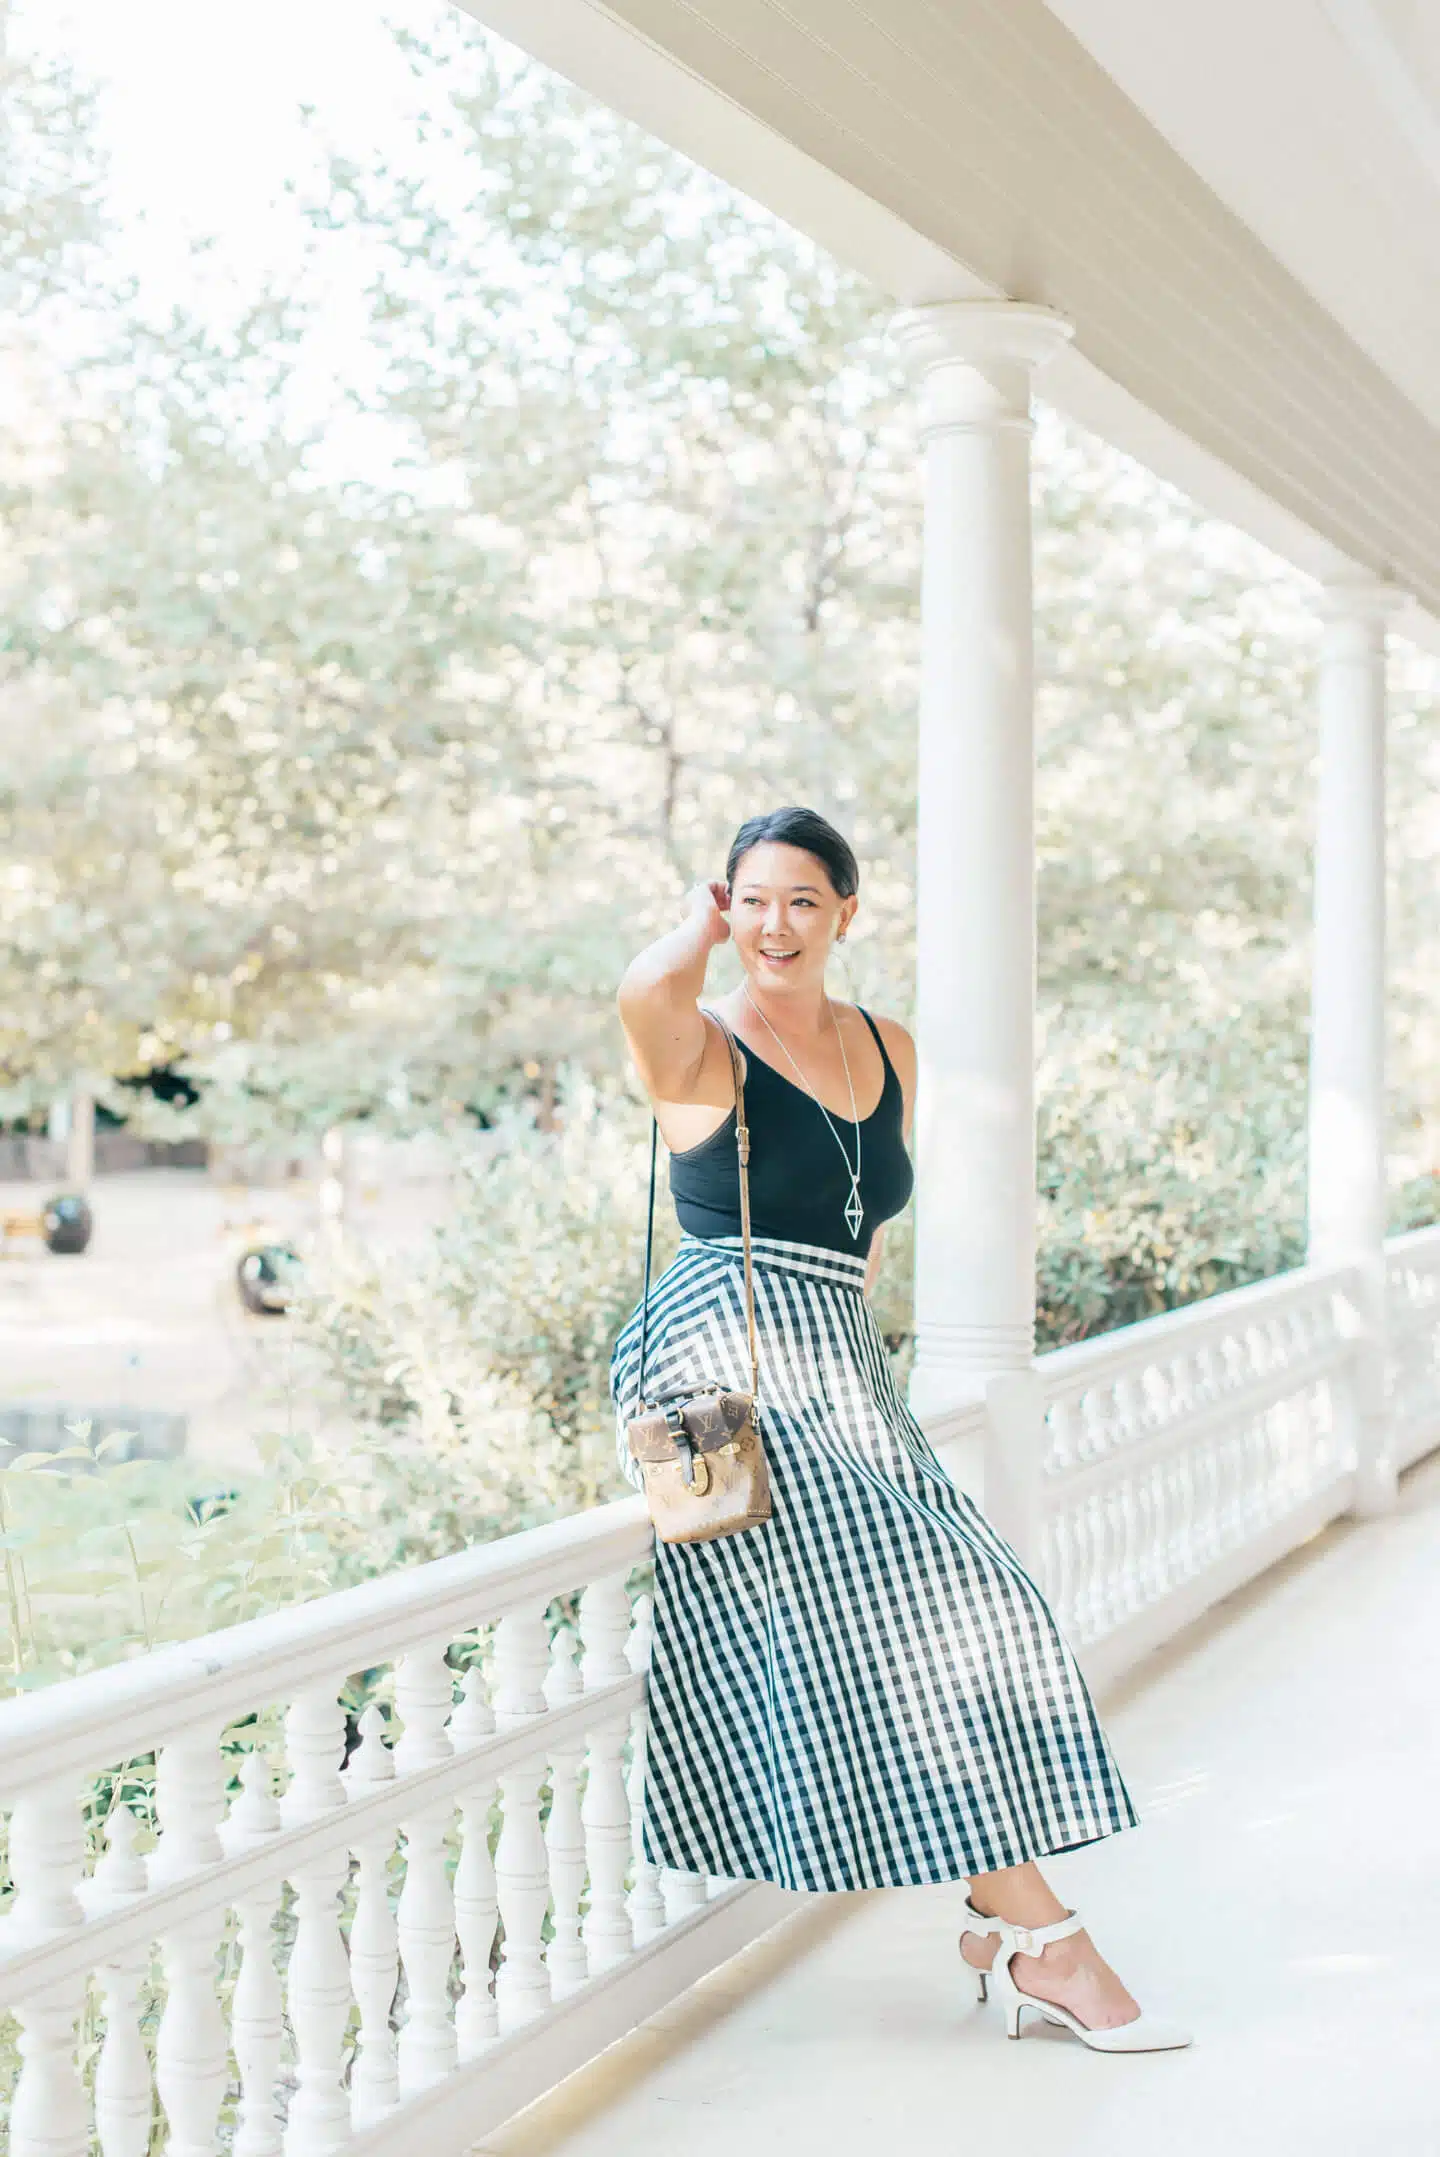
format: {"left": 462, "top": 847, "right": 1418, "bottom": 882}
{"left": 494, "top": 1607, "right": 552, "bottom": 1725}
{"left": 149, "top": 1729, "right": 229, "bottom": 2157}
{"left": 1036, "top": 1264, "right": 1362, "bottom": 1673}
{"left": 1309, "top": 580, "right": 1404, "bottom": 1516}
{"left": 492, "top": 1608, "right": 555, "bottom": 2030}
{"left": 543, "top": 1630, "right": 589, "bottom": 1999}
{"left": 8, "top": 1784, "right": 87, "bottom": 1939}
{"left": 0, "top": 1499, "right": 653, "bottom": 1807}
{"left": 1387, "top": 1226, "right": 1440, "bottom": 1469}
{"left": 395, "top": 1792, "right": 458, "bottom": 2093}
{"left": 89, "top": 1807, "right": 153, "bottom": 2157}
{"left": 344, "top": 1707, "right": 401, "bottom": 2129}
{"left": 624, "top": 1597, "right": 666, "bottom": 1947}
{"left": 453, "top": 0, "right": 1440, "bottom": 626}
{"left": 394, "top": 1642, "right": 457, "bottom": 1772}
{"left": 660, "top": 1870, "right": 708, "bottom": 1925}
{"left": 7, "top": 1786, "right": 95, "bottom": 2157}
{"left": 577, "top": 1578, "right": 635, "bottom": 1976}
{"left": 223, "top": 1754, "right": 286, "bottom": 2157}
{"left": 896, "top": 301, "right": 1072, "bottom": 1437}
{"left": 0, "top": 1675, "right": 646, "bottom": 2016}
{"left": 280, "top": 1685, "right": 353, "bottom": 2157}
{"left": 578, "top": 1577, "right": 632, "bottom": 1691}
{"left": 580, "top": 1715, "right": 633, "bottom": 1977}
{"left": 150, "top": 1731, "right": 227, "bottom": 1885}
{"left": 7, "top": 1979, "right": 89, "bottom": 2157}
{"left": 978, "top": 1370, "right": 1049, "bottom": 1573}
{"left": 154, "top": 1918, "right": 230, "bottom": 2157}
{"left": 342, "top": 1883, "right": 795, "bottom": 2157}
{"left": 450, "top": 1665, "right": 500, "bottom": 2060}
{"left": 394, "top": 1643, "right": 459, "bottom": 2095}
{"left": 2, "top": 1259, "right": 1435, "bottom": 2157}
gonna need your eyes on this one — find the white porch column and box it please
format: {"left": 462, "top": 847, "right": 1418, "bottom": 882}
{"left": 895, "top": 302, "right": 1072, "bottom": 1478}
{"left": 1308, "top": 580, "right": 1401, "bottom": 1517}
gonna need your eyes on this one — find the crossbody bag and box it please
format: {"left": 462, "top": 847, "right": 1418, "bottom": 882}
{"left": 624, "top": 1016, "right": 773, "bottom": 1544}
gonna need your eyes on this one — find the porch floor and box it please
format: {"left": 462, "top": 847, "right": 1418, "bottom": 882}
{"left": 474, "top": 1452, "right": 1440, "bottom": 2157}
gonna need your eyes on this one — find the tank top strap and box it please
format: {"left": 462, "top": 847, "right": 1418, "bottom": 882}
{"left": 855, "top": 1006, "right": 899, "bottom": 1099}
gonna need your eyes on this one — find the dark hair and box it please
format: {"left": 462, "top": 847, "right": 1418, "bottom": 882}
{"left": 725, "top": 807, "right": 859, "bottom": 900}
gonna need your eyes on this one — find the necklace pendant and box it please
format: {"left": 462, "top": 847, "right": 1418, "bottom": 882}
{"left": 844, "top": 1184, "right": 864, "bottom": 1241}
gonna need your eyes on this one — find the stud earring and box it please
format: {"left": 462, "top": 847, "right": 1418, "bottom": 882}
{"left": 836, "top": 931, "right": 848, "bottom": 945}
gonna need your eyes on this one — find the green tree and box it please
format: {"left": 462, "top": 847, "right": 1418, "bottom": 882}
{"left": 0, "top": 3, "right": 1435, "bottom": 1315}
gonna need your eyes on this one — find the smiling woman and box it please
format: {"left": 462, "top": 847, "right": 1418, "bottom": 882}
{"left": 611, "top": 803, "right": 1188, "bottom": 2055}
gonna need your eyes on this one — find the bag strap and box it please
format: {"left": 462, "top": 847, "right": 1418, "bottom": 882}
{"left": 634, "top": 1011, "right": 758, "bottom": 1409}
{"left": 634, "top": 1116, "right": 660, "bottom": 1409}
{"left": 720, "top": 1016, "right": 760, "bottom": 1404}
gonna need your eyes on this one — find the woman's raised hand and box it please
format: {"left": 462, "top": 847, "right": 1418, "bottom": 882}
{"left": 686, "top": 880, "right": 732, "bottom": 947}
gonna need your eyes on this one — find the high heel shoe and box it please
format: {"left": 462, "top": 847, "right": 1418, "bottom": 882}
{"left": 964, "top": 1908, "right": 1191, "bottom": 2052}
{"left": 958, "top": 1897, "right": 1002, "bottom": 2004}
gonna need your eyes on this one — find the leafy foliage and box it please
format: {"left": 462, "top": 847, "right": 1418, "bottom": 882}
{"left": 0, "top": 1426, "right": 347, "bottom": 1691}
{"left": 0, "top": 5, "right": 1434, "bottom": 1568}
{"left": 295, "top": 1075, "right": 657, "bottom": 1563}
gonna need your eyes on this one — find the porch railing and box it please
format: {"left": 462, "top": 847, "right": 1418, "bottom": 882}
{"left": 2, "top": 1228, "right": 1438, "bottom": 2156}
{"left": 1386, "top": 1223, "right": 1440, "bottom": 1471}
{"left": 0, "top": 1507, "right": 790, "bottom": 2157}
{"left": 1031, "top": 1259, "right": 1364, "bottom": 1688}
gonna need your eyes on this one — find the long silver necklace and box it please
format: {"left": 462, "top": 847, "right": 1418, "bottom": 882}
{"left": 742, "top": 984, "right": 864, "bottom": 1241}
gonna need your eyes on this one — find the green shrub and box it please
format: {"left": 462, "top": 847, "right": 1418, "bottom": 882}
{"left": 291, "top": 1072, "right": 659, "bottom": 1567}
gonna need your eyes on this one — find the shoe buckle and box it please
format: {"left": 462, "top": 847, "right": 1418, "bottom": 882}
{"left": 1011, "top": 1926, "right": 1037, "bottom": 1956}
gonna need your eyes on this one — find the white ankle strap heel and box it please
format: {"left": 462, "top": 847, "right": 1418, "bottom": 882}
{"left": 958, "top": 1897, "right": 1004, "bottom": 2003}
{"left": 961, "top": 1906, "right": 1191, "bottom": 2053}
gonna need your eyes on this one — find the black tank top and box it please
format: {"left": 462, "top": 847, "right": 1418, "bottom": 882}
{"left": 669, "top": 1008, "right": 914, "bottom": 1259}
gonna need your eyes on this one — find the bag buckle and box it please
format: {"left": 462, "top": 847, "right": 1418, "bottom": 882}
{"left": 663, "top": 1403, "right": 702, "bottom": 1488}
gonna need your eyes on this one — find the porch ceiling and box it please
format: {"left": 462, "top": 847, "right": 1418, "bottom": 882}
{"left": 456, "top": 0, "right": 1440, "bottom": 648}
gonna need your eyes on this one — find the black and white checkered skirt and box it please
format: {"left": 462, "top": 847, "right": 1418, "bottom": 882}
{"left": 610, "top": 1233, "right": 1138, "bottom": 1892}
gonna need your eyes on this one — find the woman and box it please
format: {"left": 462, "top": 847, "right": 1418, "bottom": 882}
{"left": 611, "top": 806, "right": 1188, "bottom": 2053}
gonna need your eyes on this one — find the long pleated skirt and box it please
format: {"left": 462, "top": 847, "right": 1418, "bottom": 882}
{"left": 609, "top": 1233, "right": 1138, "bottom": 1894}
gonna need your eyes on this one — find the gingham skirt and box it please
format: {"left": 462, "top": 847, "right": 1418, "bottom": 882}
{"left": 610, "top": 1234, "right": 1138, "bottom": 1893}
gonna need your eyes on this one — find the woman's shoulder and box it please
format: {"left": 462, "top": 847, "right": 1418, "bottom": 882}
{"left": 850, "top": 1007, "right": 916, "bottom": 1089}
{"left": 853, "top": 1005, "right": 914, "bottom": 1052}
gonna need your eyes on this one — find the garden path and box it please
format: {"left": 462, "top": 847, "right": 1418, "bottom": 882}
{"left": 0, "top": 1160, "right": 450, "bottom": 1470}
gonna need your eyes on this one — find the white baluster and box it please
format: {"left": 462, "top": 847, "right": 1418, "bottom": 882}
{"left": 151, "top": 1732, "right": 227, "bottom": 1881}
{"left": 661, "top": 1869, "right": 709, "bottom": 1924}
{"left": 1196, "top": 1432, "right": 1221, "bottom": 1570}
{"left": 1101, "top": 1481, "right": 1129, "bottom": 1631}
{"left": 222, "top": 1753, "right": 285, "bottom": 2157}
{"left": 90, "top": 1806, "right": 154, "bottom": 2157}
{"left": 9, "top": 1984, "right": 89, "bottom": 2157}
{"left": 150, "top": 1730, "right": 229, "bottom": 2157}
{"left": 9, "top": 1784, "right": 87, "bottom": 1937}
{"left": 393, "top": 1644, "right": 458, "bottom": 2094}
{"left": 280, "top": 1684, "right": 352, "bottom": 2157}
{"left": 1048, "top": 1397, "right": 1077, "bottom": 1473}
{"left": 578, "top": 1576, "right": 633, "bottom": 1693}
{"left": 543, "top": 1630, "right": 588, "bottom": 1997}
{"left": 1077, "top": 1492, "right": 1105, "bottom": 1644}
{"left": 493, "top": 1607, "right": 553, "bottom": 2030}
{"left": 1112, "top": 1372, "right": 1142, "bottom": 1450}
{"left": 579, "top": 1577, "right": 635, "bottom": 1973}
{"left": 393, "top": 1644, "right": 456, "bottom": 1769}
{"left": 345, "top": 1705, "right": 400, "bottom": 2127}
{"left": 452, "top": 1663, "right": 500, "bottom": 2058}
{"left": 8, "top": 1787, "right": 89, "bottom": 2157}
{"left": 625, "top": 1596, "right": 667, "bottom": 1946}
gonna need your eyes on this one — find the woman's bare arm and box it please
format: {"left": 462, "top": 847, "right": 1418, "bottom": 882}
{"left": 617, "top": 882, "right": 735, "bottom": 1108}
